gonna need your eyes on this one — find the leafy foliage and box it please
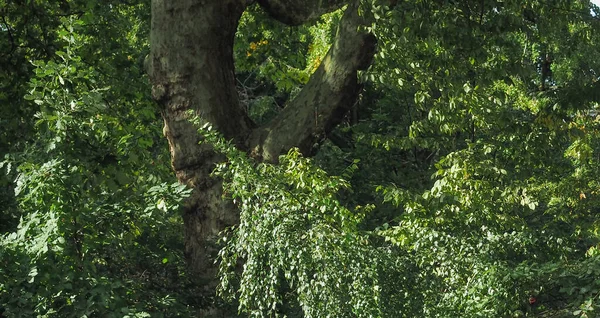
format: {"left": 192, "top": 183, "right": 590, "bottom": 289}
{"left": 234, "top": 5, "right": 342, "bottom": 124}
{"left": 0, "top": 9, "right": 198, "bottom": 318}
{"left": 332, "top": 0, "right": 600, "bottom": 316}
{"left": 2, "top": 0, "right": 600, "bottom": 317}
{"left": 188, "top": 121, "right": 379, "bottom": 317}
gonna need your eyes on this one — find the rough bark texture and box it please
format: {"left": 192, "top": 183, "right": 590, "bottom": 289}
{"left": 257, "top": 0, "right": 348, "bottom": 25}
{"left": 149, "top": 1, "right": 251, "bottom": 313}
{"left": 248, "top": 1, "right": 376, "bottom": 161}
{"left": 149, "top": 0, "right": 376, "bottom": 315}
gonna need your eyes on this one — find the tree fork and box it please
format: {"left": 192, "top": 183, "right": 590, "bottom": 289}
{"left": 149, "top": 0, "right": 379, "bottom": 314}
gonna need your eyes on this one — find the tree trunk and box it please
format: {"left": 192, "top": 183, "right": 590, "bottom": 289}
{"left": 148, "top": 1, "right": 251, "bottom": 311}
{"left": 149, "top": 0, "right": 378, "bottom": 315}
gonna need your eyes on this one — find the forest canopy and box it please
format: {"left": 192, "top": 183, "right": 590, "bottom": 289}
{"left": 1, "top": 0, "right": 600, "bottom": 317}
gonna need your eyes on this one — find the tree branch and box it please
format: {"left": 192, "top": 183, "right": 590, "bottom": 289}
{"left": 257, "top": 0, "right": 349, "bottom": 25}
{"left": 247, "top": 0, "right": 376, "bottom": 162}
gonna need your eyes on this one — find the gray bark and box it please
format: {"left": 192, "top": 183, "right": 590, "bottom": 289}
{"left": 149, "top": 0, "right": 377, "bottom": 315}
{"left": 247, "top": 0, "right": 376, "bottom": 161}
{"left": 149, "top": 1, "right": 251, "bottom": 313}
{"left": 257, "top": 0, "right": 349, "bottom": 25}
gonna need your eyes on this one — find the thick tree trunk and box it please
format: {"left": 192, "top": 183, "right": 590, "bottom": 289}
{"left": 149, "top": 0, "right": 378, "bottom": 315}
{"left": 148, "top": 1, "right": 251, "bottom": 311}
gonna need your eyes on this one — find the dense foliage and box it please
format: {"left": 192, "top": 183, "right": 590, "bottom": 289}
{"left": 2, "top": 0, "right": 600, "bottom": 317}
{"left": 0, "top": 2, "right": 197, "bottom": 316}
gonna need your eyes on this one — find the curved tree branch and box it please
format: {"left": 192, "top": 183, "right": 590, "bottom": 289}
{"left": 257, "top": 0, "right": 349, "bottom": 25}
{"left": 248, "top": 0, "right": 376, "bottom": 162}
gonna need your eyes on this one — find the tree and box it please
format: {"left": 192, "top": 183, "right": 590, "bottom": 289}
{"left": 148, "top": 0, "right": 600, "bottom": 316}
{"left": 148, "top": 0, "right": 381, "bottom": 311}
{"left": 3, "top": 0, "right": 600, "bottom": 316}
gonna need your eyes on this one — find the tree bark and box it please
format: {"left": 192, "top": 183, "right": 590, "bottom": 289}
{"left": 149, "top": 1, "right": 251, "bottom": 312}
{"left": 257, "top": 0, "right": 348, "bottom": 25}
{"left": 149, "top": 0, "right": 377, "bottom": 315}
{"left": 248, "top": 0, "right": 376, "bottom": 161}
